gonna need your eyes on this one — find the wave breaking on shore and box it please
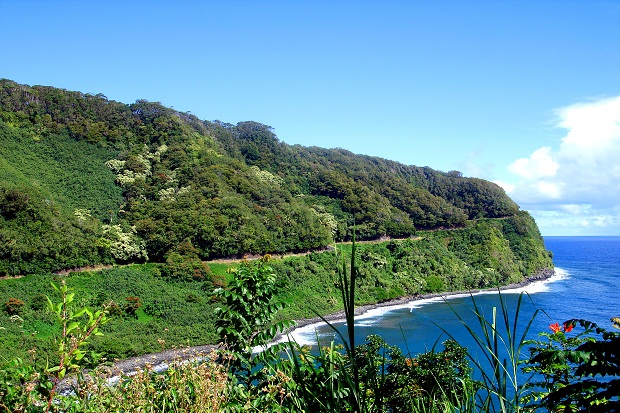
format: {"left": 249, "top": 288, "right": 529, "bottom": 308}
{"left": 286, "top": 268, "right": 568, "bottom": 346}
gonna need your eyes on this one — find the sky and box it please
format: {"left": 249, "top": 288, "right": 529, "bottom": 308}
{"left": 2, "top": 1, "right": 620, "bottom": 236}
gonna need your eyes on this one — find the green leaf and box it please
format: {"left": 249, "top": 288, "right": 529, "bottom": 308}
{"left": 66, "top": 321, "right": 80, "bottom": 334}
{"left": 72, "top": 308, "right": 87, "bottom": 318}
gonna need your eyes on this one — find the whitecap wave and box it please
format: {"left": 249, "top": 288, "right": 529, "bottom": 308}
{"left": 499, "top": 268, "right": 569, "bottom": 294}
{"left": 269, "top": 268, "right": 570, "bottom": 348}
{"left": 286, "top": 321, "right": 334, "bottom": 347}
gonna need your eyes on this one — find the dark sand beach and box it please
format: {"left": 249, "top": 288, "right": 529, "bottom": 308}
{"left": 108, "top": 268, "right": 554, "bottom": 375}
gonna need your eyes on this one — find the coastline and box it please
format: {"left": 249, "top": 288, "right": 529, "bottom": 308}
{"left": 278, "top": 268, "right": 555, "bottom": 341}
{"left": 107, "top": 268, "right": 555, "bottom": 375}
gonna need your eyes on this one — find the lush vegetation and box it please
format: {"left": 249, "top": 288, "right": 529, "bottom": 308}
{"left": 1, "top": 248, "right": 616, "bottom": 412}
{"left": 0, "top": 217, "right": 551, "bottom": 365}
{"left": 1, "top": 79, "right": 531, "bottom": 276}
{"left": 274, "top": 214, "right": 551, "bottom": 320}
{"left": 0, "top": 266, "right": 222, "bottom": 365}
{"left": 0, "top": 78, "right": 571, "bottom": 411}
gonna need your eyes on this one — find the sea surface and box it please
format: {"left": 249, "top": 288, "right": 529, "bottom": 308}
{"left": 289, "top": 236, "right": 620, "bottom": 360}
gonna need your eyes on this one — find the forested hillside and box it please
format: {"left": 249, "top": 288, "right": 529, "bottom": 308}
{"left": 1, "top": 79, "right": 537, "bottom": 277}
{"left": 0, "top": 79, "right": 554, "bottom": 365}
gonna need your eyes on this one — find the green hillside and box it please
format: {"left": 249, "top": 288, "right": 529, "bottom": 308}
{"left": 0, "top": 78, "right": 554, "bottom": 365}
{"left": 0, "top": 79, "right": 542, "bottom": 277}
{"left": 0, "top": 221, "right": 550, "bottom": 364}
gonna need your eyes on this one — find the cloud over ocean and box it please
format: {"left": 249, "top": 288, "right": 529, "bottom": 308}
{"left": 499, "top": 96, "right": 620, "bottom": 235}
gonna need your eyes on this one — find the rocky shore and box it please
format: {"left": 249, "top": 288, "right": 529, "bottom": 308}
{"left": 108, "top": 268, "right": 555, "bottom": 375}
{"left": 287, "top": 268, "right": 555, "bottom": 332}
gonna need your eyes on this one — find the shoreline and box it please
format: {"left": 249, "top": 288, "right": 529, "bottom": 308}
{"left": 274, "top": 268, "right": 556, "bottom": 344}
{"left": 108, "top": 268, "right": 555, "bottom": 375}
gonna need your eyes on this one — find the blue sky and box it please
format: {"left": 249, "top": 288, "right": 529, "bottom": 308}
{"left": 2, "top": 1, "right": 620, "bottom": 235}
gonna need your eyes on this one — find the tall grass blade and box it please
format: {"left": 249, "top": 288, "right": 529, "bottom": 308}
{"left": 440, "top": 290, "right": 540, "bottom": 413}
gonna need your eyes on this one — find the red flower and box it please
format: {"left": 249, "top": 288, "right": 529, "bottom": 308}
{"left": 550, "top": 323, "right": 561, "bottom": 333}
{"left": 563, "top": 322, "right": 574, "bottom": 333}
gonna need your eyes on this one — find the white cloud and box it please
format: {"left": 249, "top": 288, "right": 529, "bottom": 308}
{"left": 493, "top": 180, "right": 515, "bottom": 194}
{"left": 560, "top": 204, "right": 591, "bottom": 215}
{"left": 508, "top": 147, "right": 558, "bottom": 180}
{"left": 506, "top": 96, "right": 620, "bottom": 235}
{"left": 526, "top": 205, "right": 620, "bottom": 235}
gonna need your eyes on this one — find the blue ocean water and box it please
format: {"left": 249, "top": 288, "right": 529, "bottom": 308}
{"left": 291, "top": 236, "right": 620, "bottom": 359}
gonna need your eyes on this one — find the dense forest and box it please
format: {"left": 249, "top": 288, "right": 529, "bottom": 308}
{"left": 0, "top": 80, "right": 576, "bottom": 412}
{"left": 0, "top": 78, "right": 553, "bottom": 363}
{"left": 1, "top": 79, "right": 529, "bottom": 277}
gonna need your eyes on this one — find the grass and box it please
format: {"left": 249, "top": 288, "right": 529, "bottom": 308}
{"left": 73, "top": 350, "right": 229, "bottom": 413}
{"left": 0, "top": 123, "right": 123, "bottom": 220}
{"left": 442, "top": 291, "right": 539, "bottom": 412}
{"left": 0, "top": 267, "right": 221, "bottom": 363}
{"left": 206, "top": 262, "right": 233, "bottom": 281}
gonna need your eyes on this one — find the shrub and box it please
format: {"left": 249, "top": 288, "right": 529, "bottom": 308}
{"left": 385, "top": 338, "right": 476, "bottom": 411}
{"left": 524, "top": 318, "right": 620, "bottom": 412}
{"left": 186, "top": 293, "right": 201, "bottom": 303}
{"left": 107, "top": 301, "right": 123, "bottom": 317}
{"left": 29, "top": 294, "right": 48, "bottom": 312}
{"left": 124, "top": 296, "right": 142, "bottom": 317}
{"left": 3, "top": 297, "right": 25, "bottom": 315}
{"left": 425, "top": 275, "right": 445, "bottom": 293}
{"left": 72, "top": 352, "right": 229, "bottom": 412}
{"left": 162, "top": 252, "right": 212, "bottom": 281}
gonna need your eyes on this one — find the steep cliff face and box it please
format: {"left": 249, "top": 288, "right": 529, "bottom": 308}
{"left": 0, "top": 79, "right": 549, "bottom": 277}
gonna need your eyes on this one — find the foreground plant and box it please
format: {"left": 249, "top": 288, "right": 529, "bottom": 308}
{"left": 64, "top": 350, "right": 228, "bottom": 413}
{"left": 290, "top": 234, "right": 372, "bottom": 412}
{"left": 0, "top": 357, "right": 38, "bottom": 413}
{"left": 280, "top": 236, "right": 479, "bottom": 413}
{"left": 524, "top": 318, "right": 620, "bottom": 412}
{"left": 443, "top": 291, "right": 539, "bottom": 413}
{"left": 0, "top": 280, "right": 109, "bottom": 412}
{"left": 384, "top": 337, "right": 477, "bottom": 412}
{"left": 213, "top": 255, "right": 295, "bottom": 410}
{"left": 42, "top": 281, "right": 109, "bottom": 412}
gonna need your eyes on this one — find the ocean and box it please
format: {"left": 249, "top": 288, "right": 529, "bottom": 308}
{"left": 290, "top": 236, "right": 620, "bottom": 359}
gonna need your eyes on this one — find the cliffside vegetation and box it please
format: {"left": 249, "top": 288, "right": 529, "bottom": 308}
{"left": 0, "top": 79, "right": 532, "bottom": 276}
{"left": 0, "top": 79, "right": 569, "bottom": 412}
{"left": 0, "top": 79, "right": 552, "bottom": 362}
{"left": 0, "top": 222, "right": 551, "bottom": 365}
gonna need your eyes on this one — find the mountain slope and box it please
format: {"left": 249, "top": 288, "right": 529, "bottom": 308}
{"left": 0, "top": 79, "right": 544, "bottom": 277}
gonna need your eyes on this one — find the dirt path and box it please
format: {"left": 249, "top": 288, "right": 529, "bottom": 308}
{"left": 31, "top": 219, "right": 492, "bottom": 277}
{"left": 8, "top": 218, "right": 511, "bottom": 278}
{"left": 54, "top": 264, "right": 119, "bottom": 275}
{"left": 206, "top": 236, "right": 421, "bottom": 265}
{"left": 48, "top": 236, "right": 419, "bottom": 273}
